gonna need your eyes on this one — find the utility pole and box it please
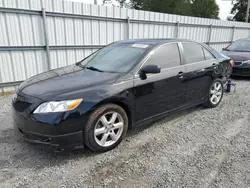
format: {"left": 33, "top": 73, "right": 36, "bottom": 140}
{"left": 246, "top": 0, "right": 250, "bottom": 22}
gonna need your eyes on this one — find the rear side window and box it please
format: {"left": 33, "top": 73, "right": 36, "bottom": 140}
{"left": 203, "top": 48, "right": 215, "bottom": 60}
{"left": 182, "top": 43, "right": 205, "bottom": 64}
{"left": 145, "top": 43, "right": 181, "bottom": 69}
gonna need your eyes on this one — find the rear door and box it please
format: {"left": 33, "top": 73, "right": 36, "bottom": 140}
{"left": 133, "top": 43, "right": 187, "bottom": 122}
{"left": 180, "top": 42, "right": 218, "bottom": 103}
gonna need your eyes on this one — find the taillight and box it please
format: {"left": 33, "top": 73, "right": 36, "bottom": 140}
{"left": 229, "top": 60, "right": 234, "bottom": 68}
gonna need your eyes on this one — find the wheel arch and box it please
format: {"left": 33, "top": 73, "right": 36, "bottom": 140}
{"left": 111, "top": 101, "right": 133, "bottom": 129}
{"left": 87, "top": 97, "right": 134, "bottom": 130}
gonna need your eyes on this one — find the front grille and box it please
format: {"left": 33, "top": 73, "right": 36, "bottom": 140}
{"left": 234, "top": 61, "right": 243, "bottom": 66}
{"left": 233, "top": 67, "right": 250, "bottom": 75}
{"left": 13, "top": 100, "right": 32, "bottom": 112}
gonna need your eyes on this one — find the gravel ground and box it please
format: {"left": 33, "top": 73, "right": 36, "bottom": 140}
{"left": 0, "top": 78, "right": 250, "bottom": 188}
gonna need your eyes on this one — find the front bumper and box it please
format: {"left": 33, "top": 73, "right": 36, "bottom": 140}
{"left": 232, "top": 65, "right": 250, "bottom": 76}
{"left": 16, "top": 126, "right": 83, "bottom": 148}
{"left": 12, "top": 105, "right": 87, "bottom": 149}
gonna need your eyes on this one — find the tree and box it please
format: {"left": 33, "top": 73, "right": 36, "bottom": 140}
{"left": 102, "top": 0, "right": 128, "bottom": 8}
{"left": 191, "top": 0, "right": 219, "bottom": 19}
{"left": 130, "top": 0, "right": 219, "bottom": 19}
{"left": 231, "top": 0, "right": 249, "bottom": 22}
{"left": 130, "top": 0, "right": 193, "bottom": 16}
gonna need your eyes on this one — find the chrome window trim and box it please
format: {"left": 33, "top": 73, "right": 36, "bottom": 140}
{"left": 183, "top": 59, "right": 217, "bottom": 66}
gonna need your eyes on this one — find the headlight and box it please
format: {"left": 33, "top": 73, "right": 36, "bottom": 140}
{"left": 243, "top": 60, "right": 250, "bottom": 64}
{"left": 33, "top": 99, "right": 83, "bottom": 114}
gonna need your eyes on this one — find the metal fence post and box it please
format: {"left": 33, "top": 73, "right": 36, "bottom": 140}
{"left": 127, "top": 16, "right": 130, "bottom": 39}
{"left": 208, "top": 24, "right": 213, "bottom": 46}
{"left": 176, "top": 21, "right": 179, "bottom": 38}
{"left": 231, "top": 26, "right": 235, "bottom": 43}
{"left": 42, "top": 8, "right": 51, "bottom": 71}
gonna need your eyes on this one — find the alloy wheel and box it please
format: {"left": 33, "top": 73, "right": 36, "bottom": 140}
{"left": 210, "top": 81, "right": 223, "bottom": 105}
{"left": 94, "top": 111, "right": 124, "bottom": 147}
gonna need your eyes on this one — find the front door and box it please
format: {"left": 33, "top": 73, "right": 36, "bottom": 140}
{"left": 133, "top": 43, "right": 187, "bottom": 122}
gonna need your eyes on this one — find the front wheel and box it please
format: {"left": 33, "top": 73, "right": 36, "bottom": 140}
{"left": 204, "top": 79, "right": 224, "bottom": 108}
{"left": 83, "top": 104, "right": 128, "bottom": 152}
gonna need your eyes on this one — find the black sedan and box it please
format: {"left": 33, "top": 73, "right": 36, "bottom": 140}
{"left": 221, "top": 38, "right": 250, "bottom": 76}
{"left": 12, "top": 39, "right": 232, "bottom": 152}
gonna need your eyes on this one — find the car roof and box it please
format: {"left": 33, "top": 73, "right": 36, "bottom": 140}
{"left": 117, "top": 38, "right": 194, "bottom": 46}
{"left": 116, "top": 38, "right": 226, "bottom": 61}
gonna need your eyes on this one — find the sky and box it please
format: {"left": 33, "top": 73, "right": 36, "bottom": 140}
{"left": 70, "top": 0, "right": 234, "bottom": 20}
{"left": 216, "top": 0, "right": 234, "bottom": 20}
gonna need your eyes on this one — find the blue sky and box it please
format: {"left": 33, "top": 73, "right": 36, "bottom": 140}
{"left": 70, "top": 0, "right": 233, "bottom": 20}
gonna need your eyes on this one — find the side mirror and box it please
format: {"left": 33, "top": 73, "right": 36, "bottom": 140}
{"left": 139, "top": 65, "right": 161, "bottom": 80}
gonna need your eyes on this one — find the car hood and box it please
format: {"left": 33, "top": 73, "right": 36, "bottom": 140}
{"left": 221, "top": 50, "right": 250, "bottom": 61}
{"left": 19, "top": 64, "right": 121, "bottom": 99}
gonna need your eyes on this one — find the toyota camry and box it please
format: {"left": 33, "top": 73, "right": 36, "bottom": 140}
{"left": 12, "top": 39, "right": 233, "bottom": 152}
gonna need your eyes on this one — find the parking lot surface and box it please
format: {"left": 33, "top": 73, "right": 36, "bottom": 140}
{"left": 0, "top": 79, "right": 250, "bottom": 188}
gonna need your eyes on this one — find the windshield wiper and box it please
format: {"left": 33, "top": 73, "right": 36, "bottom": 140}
{"left": 233, "top": 50, "right": 250, "bottom": 52}
{"left": 86, "top": 66, "right": 104, "bottom": 72}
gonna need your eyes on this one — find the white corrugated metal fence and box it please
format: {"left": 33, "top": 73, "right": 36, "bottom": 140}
{"left": 1, "top": 0, "right": 250, "bottom": 91}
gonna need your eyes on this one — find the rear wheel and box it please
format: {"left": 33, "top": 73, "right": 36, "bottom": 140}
{"left": 83, "top": 104, "right": 128, "bottom": 152}
{"left": 204, "top": 79, "right": 224, "bottom": 108}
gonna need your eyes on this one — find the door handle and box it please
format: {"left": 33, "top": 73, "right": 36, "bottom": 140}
{"left": 178, "top": 71, "right": 184, "bottom": 79}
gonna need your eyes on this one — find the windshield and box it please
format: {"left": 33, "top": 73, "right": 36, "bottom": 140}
{"left": 79, "top": 43, "right": 150, "bottom": 73}
{"left": 226, "top": 40, "right": 250, "bottom": 52}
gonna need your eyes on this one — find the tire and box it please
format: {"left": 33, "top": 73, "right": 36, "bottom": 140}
{"left": 83, "top": 104, "right": 128, "bottom": 152}
{"left": 204, "top": 78, "right": 224, "bottom": 108}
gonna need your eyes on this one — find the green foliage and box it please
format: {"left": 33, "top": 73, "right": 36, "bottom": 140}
{"left": 191, "top": 0, "right": 219, "bottom": 19}
{"left": 130, "top": 0, "right": 219, "bottom": 19}
{"left": 231, "top": 0, "right": 248, "bottom": 22}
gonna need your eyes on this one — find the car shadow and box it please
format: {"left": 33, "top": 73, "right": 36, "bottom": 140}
{"left": 127, "top": 105, "right": 202, "bottom": 137}
{"left": 1, "top": 105, "right": 203, "bottom": 170}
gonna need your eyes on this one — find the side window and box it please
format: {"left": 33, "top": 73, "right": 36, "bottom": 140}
{"left": 182, "top": 43, "right": 205, "bottom": 64}
{"left": 145, "top": 43, "right": 181, "bottom": 69}
{"left": 203, "top": 48, "right": 215, "bottom": 60}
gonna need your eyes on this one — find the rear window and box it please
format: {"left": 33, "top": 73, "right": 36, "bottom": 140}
{"left": 227, "top": 40, "right": 250, "bottom": 52}
{"left": 182, "top": 43, "right": 205, "bottom": 64}
{"left": 80, "top": 43, "right": 150, "bottom": 73}
{"left": 203, "top": 48, "right": 215, "bottom": 60}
